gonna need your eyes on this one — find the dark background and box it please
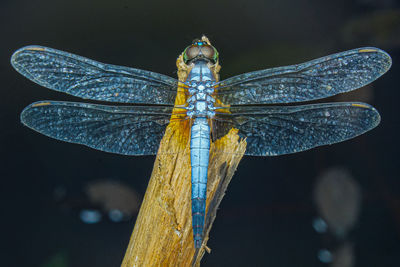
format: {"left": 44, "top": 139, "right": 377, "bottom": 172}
{"left": 1, "top": 0, "right": 399, "bottom": 266}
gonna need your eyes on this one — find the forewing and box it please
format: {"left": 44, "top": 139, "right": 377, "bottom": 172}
{"left": 11, "top": 46, "right": 179, "bottom": 104}
{"left": 213, "top": 102, "right": 380, "bottom": 156}
{"left": 216, "top": 48, "right": 391, "bottom": 104}
{"left": 21, "top": 101, "right": 175, "bottom": 155}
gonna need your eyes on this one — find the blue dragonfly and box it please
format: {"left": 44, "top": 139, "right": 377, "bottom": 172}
{"left": 11, "top": 37, "right": 391, "bottom": 248}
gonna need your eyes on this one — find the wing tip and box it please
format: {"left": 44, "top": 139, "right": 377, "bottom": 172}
{"left": 20, "top": 101, "right": 53, "bottom": 124}
{"left": 351, "top": 102, "right": 381, "bottom": 129}
{"left": 20, "top": 103, "right": 32, "bottom": 127}
{"left": 11, "top": 45, "right": 47, "bottom": 72}
{"left": 358, "top": 46, "right": 392, "bottom": 72}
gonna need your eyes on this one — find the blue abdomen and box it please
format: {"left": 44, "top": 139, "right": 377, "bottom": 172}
{"left": 190, "top": 117, "right": 210, "bottom": 248}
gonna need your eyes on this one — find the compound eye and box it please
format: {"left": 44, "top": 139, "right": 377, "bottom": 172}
{"left": 200, "top": 45, "right": 215, "bottom": 60}
{"left": 185, "top": 46, "right": 200, "bottom": 62}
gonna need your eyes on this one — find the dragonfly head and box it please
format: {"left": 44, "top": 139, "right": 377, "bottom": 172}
{"left": 183, "top": 39, "right": 219, "bottom": 64}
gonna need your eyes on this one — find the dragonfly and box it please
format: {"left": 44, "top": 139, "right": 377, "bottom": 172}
{"left": 11, "top": 37, "right": 391, "bottom": 248}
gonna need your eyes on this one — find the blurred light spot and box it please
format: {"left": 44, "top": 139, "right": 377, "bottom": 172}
{"left": 80, "top": 209, "right": 102, "bottom": 224}
{"left": 318, "top": 249, "right": 333, "bottom": 263}
{"left": 108, "top": 209, "right": 124, "bottom": 222}
{"left": 332, "top": 242, "right": 354, "bottom": 267}
{"left": 314, "top": 167, "right": 361, "bottom": 238}
{"left": 312, "top": 217, "right": 328, "bottom": 233}
{"left": 86, "top": 180, "right": 140, "bottom": 220}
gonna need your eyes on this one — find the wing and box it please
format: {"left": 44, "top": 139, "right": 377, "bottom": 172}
{"left": 216, "top": 47, "right": 391, "bottom": 104}
{"left": 11, "top": 46, "right": 179, "bottom": 104}
{"left": 20, "top": 101, "right": 176, "bottom": 155}
{"left": 212, "top": 102, "right": 380, "bottom": 156}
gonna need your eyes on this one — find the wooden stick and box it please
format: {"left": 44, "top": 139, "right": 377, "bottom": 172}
{"left": 121, "top": 37, "right": 246, "bottom": 267}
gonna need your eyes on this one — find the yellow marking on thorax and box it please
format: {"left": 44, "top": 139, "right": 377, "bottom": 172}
{"left": 32, "top": 102, "right": 51, "bottom": 107}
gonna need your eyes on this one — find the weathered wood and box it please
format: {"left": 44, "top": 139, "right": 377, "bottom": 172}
{"left": 121, "top": 37, "right": 246, "bottom": 267}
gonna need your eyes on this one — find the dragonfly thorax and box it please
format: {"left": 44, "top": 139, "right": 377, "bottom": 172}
{"left": 185, "top": 60, "right": 216, "bottom": 118}
{"left": 186, "top": 83, "right": 216, "bottom": 118}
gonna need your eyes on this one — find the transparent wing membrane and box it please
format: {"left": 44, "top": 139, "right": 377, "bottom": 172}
{"left": 215, "top": 47, "right": 391, "bottom": 105}
{"left": 11, "top": 46, "right": 179, "bottom": 104}
{"left": 22, "top": 101, "right": 380, "bottom": 157}
{"left": 15, "top": 45, "right": 390, "bottom": 158}
{"left": 20, "top": 101, "right": 178, "bottom": 155}
{"left": 212, "top": 102, "right": 380, "bottom": 156}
